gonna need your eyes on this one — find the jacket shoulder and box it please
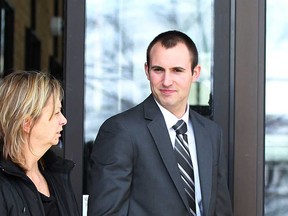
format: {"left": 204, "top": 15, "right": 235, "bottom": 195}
{"left": 190, "top": 109, "right": 221, "bottom": 132}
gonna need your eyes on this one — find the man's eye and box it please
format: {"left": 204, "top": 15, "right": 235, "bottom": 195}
{"left": 174, "top": 68, "right": 183, "bottom": 72}
{"left": 153, "top": 68, "right": 163, "bottom": 72}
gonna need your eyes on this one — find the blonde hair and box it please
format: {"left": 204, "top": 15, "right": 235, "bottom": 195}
{"left": 0, "top": 71, "right": 63, "bottom": 167}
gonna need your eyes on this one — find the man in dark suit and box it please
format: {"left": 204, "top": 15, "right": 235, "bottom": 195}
{"left": 88, "top": 30, "right": 233, "bottom": 216}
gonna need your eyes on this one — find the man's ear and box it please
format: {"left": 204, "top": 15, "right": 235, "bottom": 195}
{"left": 23, "top": 118, "right": 32, "bottom": 133}
{"left": 144, "top": 62, "right": 150, "bottom": 80}
{"left": 192, "top": 64, "right": 201, "bottom": 81}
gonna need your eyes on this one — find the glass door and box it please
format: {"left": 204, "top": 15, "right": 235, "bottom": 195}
{"left": 265, "top": 0, "right": 288, "bottom": 215}
{"left": 84, "top": 0, "right": 214, "bottom": 214}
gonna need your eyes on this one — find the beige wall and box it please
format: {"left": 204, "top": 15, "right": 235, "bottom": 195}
{"left": 6, "top": 0, "right": 63, "bottom": 71}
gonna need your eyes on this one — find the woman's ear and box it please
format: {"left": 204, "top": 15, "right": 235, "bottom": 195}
{"left": 22, "top": 118, "right": 32, "bottom": 133}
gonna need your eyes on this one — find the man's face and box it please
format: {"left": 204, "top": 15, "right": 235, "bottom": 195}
{"left": 145, "top": 42, "right": 200, "bottom": 118}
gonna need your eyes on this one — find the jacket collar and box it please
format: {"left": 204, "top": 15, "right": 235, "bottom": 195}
{"left": 143, "top": 94, "right": 213, "bottom": 214}
{"left": 0, "top": 148, "right": 75, "bottom": 177}
{"left": 143, "top": 95, "right": 191, "bottom": 211}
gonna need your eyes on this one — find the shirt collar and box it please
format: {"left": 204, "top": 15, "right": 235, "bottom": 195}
{"left": 154, "top": 99, "right": 189, "bottom": 129}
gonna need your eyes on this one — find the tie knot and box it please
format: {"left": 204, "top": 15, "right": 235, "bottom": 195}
{"left": 172, "top": 120, "right": 187, "bottom": 135}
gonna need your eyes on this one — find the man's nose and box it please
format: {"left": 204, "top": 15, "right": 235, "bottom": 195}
{"left": 163, "top": 72, "right": 173, "bottom": 86}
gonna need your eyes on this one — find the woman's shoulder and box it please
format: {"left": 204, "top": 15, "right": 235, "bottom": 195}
{"left": 42, "top": 148, "right": 75, "bottom": 173}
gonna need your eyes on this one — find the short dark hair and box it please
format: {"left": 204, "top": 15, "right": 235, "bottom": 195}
{"left": 146, "top": 30, "right": 198, "bottom": 71}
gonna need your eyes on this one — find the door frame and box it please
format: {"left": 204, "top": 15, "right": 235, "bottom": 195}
{"left": 63, "top": 1, "right": 266, "bottom": 215}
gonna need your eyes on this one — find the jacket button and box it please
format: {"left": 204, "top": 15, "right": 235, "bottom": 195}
{"left": 22, "top": 207, "right": 26, "bottom": 213}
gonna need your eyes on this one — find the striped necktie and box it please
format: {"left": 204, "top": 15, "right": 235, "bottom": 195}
{"left": 173, "top": 120, "right": 196, "bottom": 216}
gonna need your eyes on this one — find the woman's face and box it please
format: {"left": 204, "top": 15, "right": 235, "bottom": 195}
{"left": 29, "top": 95, "right": 67, "bottom": 153}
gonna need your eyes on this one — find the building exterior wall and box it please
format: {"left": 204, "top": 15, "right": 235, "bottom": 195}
{"left": 5, "top": 0, "right": 63, "bottom": 72}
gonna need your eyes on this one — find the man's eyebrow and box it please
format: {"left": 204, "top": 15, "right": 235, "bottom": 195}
{"left": 151, "top": 65, "right": 164, "bottom": 69}
{"left": 150, "top": 65, "right": 185, "bottom": 71}
{"left": 172, "top": 66, "right": 185, "bottom": 71}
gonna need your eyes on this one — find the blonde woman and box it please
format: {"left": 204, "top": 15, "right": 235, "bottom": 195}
{"left": 0, "top": 71, "right": 80, "bottom": 216}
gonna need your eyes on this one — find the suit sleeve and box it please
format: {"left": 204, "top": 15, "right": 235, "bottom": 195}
{"left": 215, "top": 129, "right": 233, "bottom": 216}
{"left": 87, "top": 117, "right": 134, "bottom": 215}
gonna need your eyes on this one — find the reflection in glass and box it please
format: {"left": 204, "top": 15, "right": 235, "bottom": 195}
{"left": 265, "top": 0, "right": 288, "bottom": 215}
{"left": 0, "top": 7, "right": 4, "bottom": 76}
{"left": 84, "top": 0, "right": 213, "bottom": 201}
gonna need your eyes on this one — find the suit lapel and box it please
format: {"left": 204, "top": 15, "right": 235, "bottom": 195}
{"left": 143, "top": 95, "right": 191, "bottom": 211}
{"left": 190, "top": 110, "right": 213, "bottom": 215}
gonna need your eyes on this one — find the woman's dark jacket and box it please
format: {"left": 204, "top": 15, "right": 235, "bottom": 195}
{"left": 0, "top": 148, "right": 80, "bottom": 216}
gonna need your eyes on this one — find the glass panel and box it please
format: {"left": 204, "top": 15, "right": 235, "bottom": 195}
{"left": 0, "top": 7, "right": 5, "bottom": 77}
{"left": 265, "top": 0, "right": 288, "bottom": 215}
{"left": 84, "top": 0, "right": 214, "bottom": 214}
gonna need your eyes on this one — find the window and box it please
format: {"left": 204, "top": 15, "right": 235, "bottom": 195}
{"left": 265, "top": 0, "right": 288, "bottom": 215}
{"left": 0, "top": 0, "right": 14, "bottom": 78}
{"left": 84, "top": 0, "right": 214, "bottom": 214}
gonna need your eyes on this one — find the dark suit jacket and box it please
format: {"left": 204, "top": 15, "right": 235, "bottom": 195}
{"left": 88, "top": 94, "right": 232, "bottom": 216}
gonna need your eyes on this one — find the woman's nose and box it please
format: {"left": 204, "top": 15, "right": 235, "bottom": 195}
{"left": 60, "top": 114, "right": 68, "bottom": 125}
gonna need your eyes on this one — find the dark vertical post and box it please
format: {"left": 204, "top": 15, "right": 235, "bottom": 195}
{"left": 233, "top": 0, "right": 265, "bottom": 215}
{"left": 213, "top": 0, "right": 234, "bottom": 200}
{"left": 63, "top": 0, "right": 85, "bottom": 211}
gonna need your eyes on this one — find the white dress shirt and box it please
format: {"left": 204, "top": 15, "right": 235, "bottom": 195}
{"left": 156, "top": 101, "right": 203, "bottom": 216}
